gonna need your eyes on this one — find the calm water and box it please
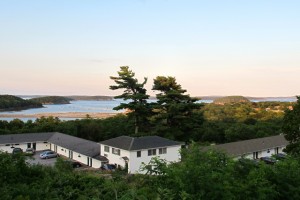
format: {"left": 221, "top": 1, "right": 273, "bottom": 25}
{"left": 0, "top": 97, "right": 296, "bottom": 122}
{"left": 1, "top": 100, "right": 122, "bottom": 115}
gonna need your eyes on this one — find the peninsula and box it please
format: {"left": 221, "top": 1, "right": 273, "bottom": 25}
{"left": 0, "top": 95, "right": 43, "bottom": 111}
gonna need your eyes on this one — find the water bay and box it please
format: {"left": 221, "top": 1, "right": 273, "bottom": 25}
{"left": 0, "top": 97, "right": 296, "bottom": 122}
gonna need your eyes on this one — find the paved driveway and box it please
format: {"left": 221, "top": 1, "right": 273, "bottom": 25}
{"left": 26, "top": 151, "right": 58, "bottom": 167}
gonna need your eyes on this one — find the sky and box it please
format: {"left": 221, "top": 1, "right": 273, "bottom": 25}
{"left": 0, "top": 0, "right": 299, "bottom": 97}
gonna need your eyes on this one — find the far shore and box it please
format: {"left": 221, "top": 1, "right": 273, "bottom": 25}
{"left": 0, "top": 112, "right": 121, "bottom": 119}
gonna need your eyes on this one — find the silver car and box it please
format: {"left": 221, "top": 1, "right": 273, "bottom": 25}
{"left": 39, "top": 151, "right": 58, "bottom": 159}
{"left": 25, "top": 148, "right": 36, "bottom": 155}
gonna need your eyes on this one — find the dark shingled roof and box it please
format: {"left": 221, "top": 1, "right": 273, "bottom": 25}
{"left": 48, "top": 132, "right": 100, "bottom": 157}
{"left": 0, "top": 132, "right": 100, "bottom": 158}
{"left": 99, "top": 136, "right": 183, "bottom": 151}
{"left": 0, "top": 132, "right": 53, "bottom": 144}
{"left": 202, "top": 135, "right": 288, "bottom": 156}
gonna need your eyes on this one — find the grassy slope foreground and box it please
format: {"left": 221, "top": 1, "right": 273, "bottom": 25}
{"left": 0, "top": 95, "right": 42, "bottom": 111}
{"left": 1, "top": 144, "right": 300, "bottom": 200}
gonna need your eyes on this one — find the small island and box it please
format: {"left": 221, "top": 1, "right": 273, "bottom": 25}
{"left": 31, "top": 96, "right": 72, "bottom": 104}
{"left": 66, "top": 95, "right": 114, "bottom": 101}
{"left": 213, "top": 96, "right": 250, "bottom": 105}
{"left": 0, "top": 95, "right": 43, "bottom": 111}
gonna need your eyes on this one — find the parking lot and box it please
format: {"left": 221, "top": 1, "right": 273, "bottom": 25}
{"left": 26, "top": 151, "right": 58, "bottom": 167}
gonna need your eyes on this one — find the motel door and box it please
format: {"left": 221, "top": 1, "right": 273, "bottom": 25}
{"left": 69, "top": 150, "right": 73, "bottom": 159}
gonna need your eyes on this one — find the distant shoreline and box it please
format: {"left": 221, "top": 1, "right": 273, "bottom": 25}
{"left": 0, "top": 112, "right": 120, "bottom": 119}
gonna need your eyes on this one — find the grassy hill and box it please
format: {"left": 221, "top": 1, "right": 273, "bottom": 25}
{"left": 213, "top": 96, "right": 250, "bottom": 104}
{"left": 0, "top": 95, "right": 43, "bottom": 111}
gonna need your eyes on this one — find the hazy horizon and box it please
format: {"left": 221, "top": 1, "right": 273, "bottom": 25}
{"left": 8, "top": 94, "right": 299, "bottom": 99}
{"left": 1, "top": 1, "right": 299, "bottom": 97}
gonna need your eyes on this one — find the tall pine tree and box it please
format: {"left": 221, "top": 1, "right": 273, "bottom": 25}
{"left": 152, "top": 76, "right": 204, "bottom": 141}
{"left": 110, "top": 66, "right": 150, "bottom": 135}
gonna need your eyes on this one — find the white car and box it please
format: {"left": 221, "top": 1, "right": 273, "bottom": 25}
{"left": 39, "top": 151, "right": 58, "bottom": 159}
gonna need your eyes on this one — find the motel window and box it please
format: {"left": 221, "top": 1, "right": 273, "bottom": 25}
{"left": 104, "top": 146, "right": 110, "bottom": 153}
{"left": 15, "top": 144, "right": 19, "bottom": 146}
{"left": 159, "top": 148, "right": 167, "bottom": 154}
{"left": 148, "top": 149, "right": 156, "bottom": 156}
{"left": 5, "top": 144, "right": 10, "bottom": 146}
{"left": 112, "top": 148, "right": 120, "bottom": 155}
{"left": 137, "top": 151, "right": 141, "bottom": 157}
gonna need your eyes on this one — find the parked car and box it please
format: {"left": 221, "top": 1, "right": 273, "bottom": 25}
{"left": 101, "top": 164, "right": 116, "bottom": 171}
{"left": 39, "top": 151, "right": 58, "bottom": 159}
{"left": 260, "top": 156, "right": 276, "bottom": 165}
{"left": 64, "top": 160, "right": 82, "bottom": 168}
{"left": 274, "top": 153, "right": 287, "bottom": 160}
{"left": 25, "top": 148, "right": 35, "bottom": 155}
{"left": 12, "top": 148, "right": 23, "bottom": 154}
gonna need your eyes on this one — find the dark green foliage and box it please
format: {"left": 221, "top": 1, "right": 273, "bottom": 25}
{"left": 0, "top": 95, "right": 42, "bottom": 111}
{"left": 31, "top": 96, "right": 71, "bottom": 104}
{"left": 283, "top": 96, "right": 300, "bottom": 155}
{"left": 0, "top": 115, "right": 134, "bottom": 142}
{"left": 2, "top": 143, "right": 300, "bottom": 199}
{"left": 152, "top": 76, "right": 204, "bottom": 141}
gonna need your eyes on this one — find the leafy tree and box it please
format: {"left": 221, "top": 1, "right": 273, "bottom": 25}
{"left": 140, "top": 157, "right": 168, "bottom": 175}
{"left": 224, "top": 123, "right": 256, "bottom": 142}
{"left": 283, "top": 96, "right": 300, "bottom": 155}
{"left": 152, "top": 76, "right": 204, "bottom": 141}
{"left": 110, "top": 66, "right": 151, "bottom": 134}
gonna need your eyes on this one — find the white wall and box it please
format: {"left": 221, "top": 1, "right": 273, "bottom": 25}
{"left": 72, "top": 151, "right": 89, "bottom": 165}
{"left": 261, "top": 148, "right": 275, "bottom": 157}
{"left": 92, "top": 158, "right": 102, "bottom": 168}
{"left": 36, "top": 142, "right": 50, "bottom": 151}
{"left": 277, "top": 147, "right": 285, "bottom": 154}
{"left": 55, "top": 145, "right": 69, "bottom": 157}
{"left": 0, "top": 142, "right": 50, "bottom": 153}
{"left": 0, "top": 141, "right": 103, "bottom": 169}
{"left": 0, "top": 144, "right": 16, "bottom": 153}
{"left": 101, "top": 145, "right": 130, "bottom": 169}
{"left": 129, "top": 145, "right": 181, "bottom": 174}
